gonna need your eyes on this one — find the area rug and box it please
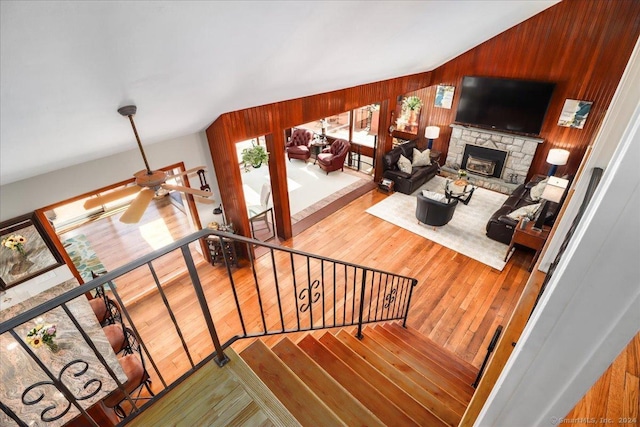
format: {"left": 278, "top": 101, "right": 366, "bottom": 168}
{"left": 366, "top": 176, "right": 509, "bottom": 270}
{"left": 62, "top": 234, "right": 110, "bottom": 284}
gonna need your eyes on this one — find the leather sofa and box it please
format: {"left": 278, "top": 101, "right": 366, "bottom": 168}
{"left": 286, "top": 128, "right": 312, "bottom": 162}
{"left": 317, "top": 139, "right": 350, "bottom": 174}
{"left": 382, "top": 140, "right": 439, "bottom": 194}
{"left": 486, "top": 175, "right": 561, "bottom": 244}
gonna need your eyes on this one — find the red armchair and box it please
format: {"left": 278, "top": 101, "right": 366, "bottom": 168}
{"left": 286, "top": 128, "right": 312, "bottom": 162}
{"left": 317, "top": 139, "right": 350, "bottom": 174}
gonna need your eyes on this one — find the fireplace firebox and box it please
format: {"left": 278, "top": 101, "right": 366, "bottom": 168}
{"left": 462, "top": 145, "right": 508, "bottom": 179}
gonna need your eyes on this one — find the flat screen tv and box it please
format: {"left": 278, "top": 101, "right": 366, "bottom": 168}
{"left": 454, "top": 76, "right": 555, "bottom": 135}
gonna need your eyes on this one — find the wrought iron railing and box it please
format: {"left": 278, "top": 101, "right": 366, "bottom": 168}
{"left": 0, "top": 229, "right": 417, "bottom": 426}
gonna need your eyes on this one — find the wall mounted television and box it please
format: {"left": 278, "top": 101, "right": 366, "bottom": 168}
{"left": 454, "top": 76, "right": 556, "bottom": 136}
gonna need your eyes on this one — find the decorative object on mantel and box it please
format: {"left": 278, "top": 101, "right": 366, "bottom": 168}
{"left": 458, "top": 169, "right": 468, "bottom": 179}
{"left": 546, "top": 149, "right": 570, "bottom": 176}
{"left": 0, "top": 213, "right": 64, "bottom": 290}
{"left": 26, "top": 323, "right": 58, "bottom": 352}
{"left": 558, "top": 99, "right": 593, "bottom": 129}
{"left": 425, "top": 126, "right": 440, "bottom": 150}
{"left": 434, "top": 85, "right": 455, "bottom": 109}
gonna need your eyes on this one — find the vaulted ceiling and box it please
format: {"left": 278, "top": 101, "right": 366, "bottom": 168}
{"left": 0, "top": 1, "right": 559, "bottom": 185}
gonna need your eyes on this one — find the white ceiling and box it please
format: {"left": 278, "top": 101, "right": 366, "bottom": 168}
{"left": 0, "top": 1, "right": 558, "bottom": 185}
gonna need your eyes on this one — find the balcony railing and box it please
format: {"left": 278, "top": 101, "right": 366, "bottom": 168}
{"left": 0, "top": 229, "right": 418, "bottom": 426}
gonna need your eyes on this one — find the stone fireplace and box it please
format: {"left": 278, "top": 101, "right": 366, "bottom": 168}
{"left": 444, "top": 124, "right": 543, "bottom": 193}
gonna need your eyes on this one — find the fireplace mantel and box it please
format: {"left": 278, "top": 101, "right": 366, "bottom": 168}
{"left": 449, "top": 124, "right": 544, "bottom": 144}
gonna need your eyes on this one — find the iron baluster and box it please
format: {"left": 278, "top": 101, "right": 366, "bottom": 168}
{"left": 147, "top": 262, "right": 195, "bottom": 368}
{"left": 356, "top": 270, "right": 368, "bottom": 339}
{"left": 403, "top": 279, "right": 418, "bottom": 327}
{"left": 247, "top": 245, "right": 267, "bottom": 333}
{"left": 290, "top": 253, "right": 301, "bottom": 330}
{"left": 269, "top": 248, "right": 285, "bottom": 332}
{"left": 181, "top": 245, "right": 228, "bottom": 367}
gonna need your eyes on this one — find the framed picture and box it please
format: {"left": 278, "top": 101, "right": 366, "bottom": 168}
{"left": 0, "top": 213, "right": 64, "bottom": 290}
{"left": 434, "top": 85, "right": 455, "bottom": 109}
{"left": 558, "top": 99, "right": 593, "bottom": 129}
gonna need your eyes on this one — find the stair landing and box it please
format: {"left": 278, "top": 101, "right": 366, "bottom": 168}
{"left": 128, "top": 348, "right": 298, "bottom": 427}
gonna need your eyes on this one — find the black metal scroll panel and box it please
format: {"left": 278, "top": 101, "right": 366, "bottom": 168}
{"left": 21, "top": 360, "right": 102, "bottom": 423}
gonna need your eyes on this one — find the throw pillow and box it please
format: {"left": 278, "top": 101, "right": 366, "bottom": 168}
{"left": 507, "top": 203, "right": 541, "bottom": 220}
{"left": 422, "top": 190, "right": 446, "bottom": 202}
{"left": 412, "top": 148, "right": 431, "bottom": 167}
{"left": 530, "top": 178, "right": 549, "bottom": 201}
{"left": 397, "top": 154, "right": 412, "bottom": 174}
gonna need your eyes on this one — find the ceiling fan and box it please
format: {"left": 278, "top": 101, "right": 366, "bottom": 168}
{"left": 83, "top": 105, "right": 213, "bottom": 224}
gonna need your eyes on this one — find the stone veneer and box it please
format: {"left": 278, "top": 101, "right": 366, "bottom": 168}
{"left": 445, "top": 124, "right": 543, "bottom": 194}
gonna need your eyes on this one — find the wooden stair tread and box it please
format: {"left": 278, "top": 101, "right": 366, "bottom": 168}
{"left": 129, "top": 348, "right": 296, "bottom": 427}
{"left": 319, "top": 332, "right": 448, "bottom": 427}
{"left": 384, "top": 323, "right": 478, "bottom": 384}
{"left": 240, "top": 340, "right": 344, "bottom": 426}
{"left": 297, "top": 334, "right": 421, "bottom": 427}
{"left": 272, "top": 337, "right": 385, "bottom": 427}
{"left": 365, "top": 326, "right": 474, "bottom": 403}
{"left": 336, "top": 330, "right": 464, "bottom": 426}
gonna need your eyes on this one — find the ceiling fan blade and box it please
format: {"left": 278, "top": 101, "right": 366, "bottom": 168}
{"left": 83, "top": 186, "right": 141, "bottom": 210}
{"left": 165, "top": 166, "right": 206, "bottom": 179}
{"left": 119, "top": 188, "right": 155, "bottom": 224}
{"left": 194, "top": 196, "right": 215, "bottom": 204}
{"left": 161, "top": 184, "right": 213, "bottom": 198}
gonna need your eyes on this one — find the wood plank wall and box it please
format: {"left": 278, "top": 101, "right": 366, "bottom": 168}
{"left": 206, "top": 0, "right": 640, "bottom": 241}
{"left": 426, "top": 0, "right": 640, "bottom": 178}
{"left": 206, "top": 74, "right": 432, "bottom": 240}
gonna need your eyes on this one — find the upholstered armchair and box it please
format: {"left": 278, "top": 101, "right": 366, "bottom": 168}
{"left": 286, "top": 128, "right": 312, "bottom": 162}
{"left": 416, "top": 193, "right": 458, "bottom": 227}
{"left": 317, "top": 139, "right": 350, "bottom": 174}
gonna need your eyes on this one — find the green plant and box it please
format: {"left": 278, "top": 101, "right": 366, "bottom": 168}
{"left": 241, "top": 144, "right": 269, "bottom": 171}
{"left": 402, "top": 96, "right": 423, "bottom": 111}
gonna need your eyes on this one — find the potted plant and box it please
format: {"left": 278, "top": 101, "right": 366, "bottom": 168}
{"left": 241, "top": 144, "right": 269, "bottom": 171}
{"left": 402, "top": 96, "right": 423, "bottom": 112}
{"left": 401, "top": 96, "right": 423, "bottom": 129}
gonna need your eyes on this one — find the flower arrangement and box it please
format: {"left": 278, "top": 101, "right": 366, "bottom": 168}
{"left": 2, "top": 234, "right": 27, "bottom": 256}
{"left": 458, "top": 169, "right": 468, "bottom": 179}
{"left": 26, "top": 323, "right": 58, "bottom": 352}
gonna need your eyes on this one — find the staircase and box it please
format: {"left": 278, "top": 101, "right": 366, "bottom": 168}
{"left": 240, "top": 322, "right": 477, "bottom": 427}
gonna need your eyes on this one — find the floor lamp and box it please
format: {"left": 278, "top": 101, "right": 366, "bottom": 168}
{"left": 546, "top": 149, "right": 570, "bottom": 176}
{"left": 532, "top": 176, "right": 569, "bottom": 231}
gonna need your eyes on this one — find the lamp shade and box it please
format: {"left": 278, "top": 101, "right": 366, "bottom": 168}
{"left": 546, "top": 149, "right": 570, "bottom": 166}
{"left": 540, "top": 176, "right": 569, "bottom": 203}
{"left": 425, "top": 126, "right": 440, "bottom": 139}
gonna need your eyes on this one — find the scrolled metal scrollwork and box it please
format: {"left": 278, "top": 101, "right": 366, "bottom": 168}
{"left": 298, "top": 279, "right": 321, "bottom": 313}
{"left": 21, "top": 359, "right": 103, "bottom": 422}
{"left": 383, "top": 287, "right": 397, "bottom": 308}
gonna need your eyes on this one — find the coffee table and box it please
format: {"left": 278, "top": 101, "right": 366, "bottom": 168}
{"left": 445, "top": 178, "right": 475, "bottom": 205}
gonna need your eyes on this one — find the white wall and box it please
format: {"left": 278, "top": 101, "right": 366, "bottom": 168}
{"left": 475, "top": 38, "right": 640, "bottom": 426}
{"left": 0, "top": 130, "right": 219, "bottom": 225}
{"left": 0, "top": 130, "right": 219, "bottom": 309}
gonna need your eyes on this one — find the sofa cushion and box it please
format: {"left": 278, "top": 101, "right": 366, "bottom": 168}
{"left": 507, "top": 203, "right": 541, "bottom": 220}
{"left": 383, "top": 149, "right": 401, "bottom": 171}
{"left": 529, "top": 178, "right": 549, "bottom": 201}
{"left": 412, "top": 148, "right": 431, "bottom": 167}
{"left": 399, "top": 140, "right": 417, "bottom": 159}
{"left": 397, "top": 154, "right": 412, "bottom": 174}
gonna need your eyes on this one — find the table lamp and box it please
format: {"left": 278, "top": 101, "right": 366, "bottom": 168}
{"left": 546, "top": 149, "right": 570, "bottom": 176}
{"left": 425, "top": 126, "right": 440, "bottom": 150}
{"left": 532, "top": 176, "right": 569, "bottom": 231}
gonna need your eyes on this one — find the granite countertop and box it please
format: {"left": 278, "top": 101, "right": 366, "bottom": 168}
{"left": 0, "top": 279, "right": 127, "bottom": 426}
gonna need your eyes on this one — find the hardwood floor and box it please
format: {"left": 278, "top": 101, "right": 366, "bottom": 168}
{"left": 54, "top": 186, "right": 635, "bottom": 424}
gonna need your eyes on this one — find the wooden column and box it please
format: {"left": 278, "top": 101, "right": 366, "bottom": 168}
{"left": 265, "top": 132, "right": 292, "bottom": 240}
